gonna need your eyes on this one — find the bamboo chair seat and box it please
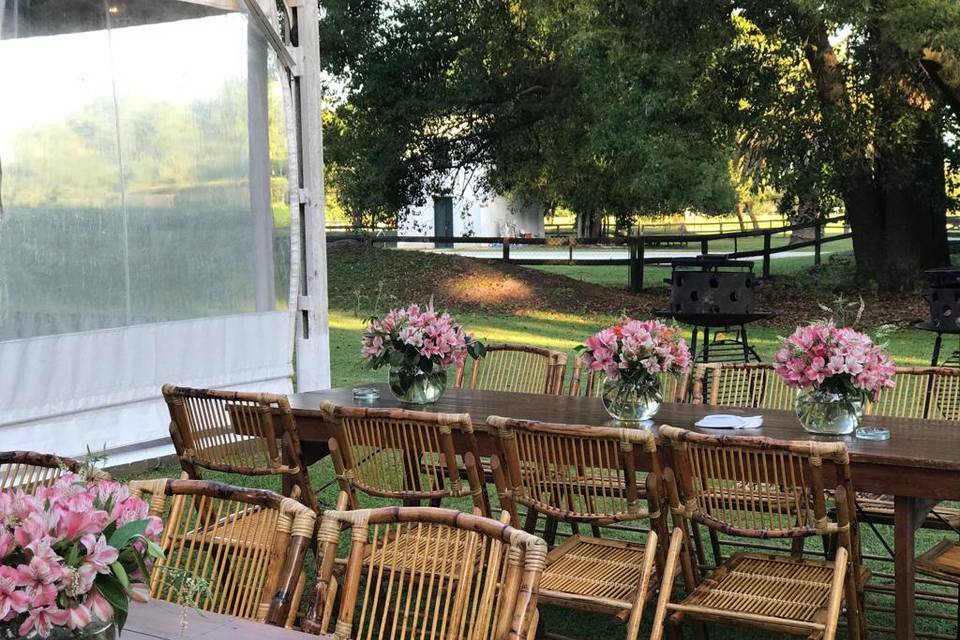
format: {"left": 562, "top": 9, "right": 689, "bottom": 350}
{"left": 854, "top": 493, "right": 960, "bottom": 529}
{"left": 672, "top": 552, "right": 866, "bottom": 635}
{"left": 173, "top": 505, "right": 280, "bottom": 551}
{"left": 539, "top": 535, "right": 656, "bottom": 614}
{"left": 361, "top": 522, "right": 485, "bottom": 575}
{"left": 917, "top": 539, "right": 960, "bottom": 583}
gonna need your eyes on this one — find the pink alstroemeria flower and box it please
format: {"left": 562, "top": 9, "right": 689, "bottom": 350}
{"left": 0, "top": 566, "right": 29, "bottom": 621}
{"left": 16, "top": 556, "right": 64, "bottom": 608}
{"left": 64, "top": 603, "right": 92, "bottom": 630}
{"left": 19, "top": 605, "right": 70, "bottom": 638}
{"left": 81, "top": 534, "right": 119, "bottom": 573}
{"left": 84, "top": 589, "right": 113, "bottom": 623}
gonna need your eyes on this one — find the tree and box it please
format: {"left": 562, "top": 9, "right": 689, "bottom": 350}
{"left": 319, "top": 0, "right": 737, "bottom": 236}
{"left": 699, "top": 1, "right": 960, "bottom": 288}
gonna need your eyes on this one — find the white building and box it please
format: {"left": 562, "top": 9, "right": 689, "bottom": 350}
{"left": 398, "top": 172, "right": 544, "bottom": 245}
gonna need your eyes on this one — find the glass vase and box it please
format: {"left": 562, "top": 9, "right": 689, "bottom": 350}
{"left": 600, "top": 374, "right": 662, "bottom": 422}
{"left": 9, "top": 620, "right": 116, "bottom": 640}
{"left": 388, "top": 366, "right": 447, "bottom": 404}
{"left": 795, "top": 387, "right": 865, "bottom": 435}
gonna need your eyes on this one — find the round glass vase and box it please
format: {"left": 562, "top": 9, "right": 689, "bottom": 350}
{"left": 794, "top": 387, "right": 865, "bottom": 435}
{"left": 600, "top": 374, "right": 662, "bottom": 422}
{"left": 11, "top": 620, "right": 116, "bottom": 640}
{"left": 388, "top": 365, "right": 447, "bottom": 404}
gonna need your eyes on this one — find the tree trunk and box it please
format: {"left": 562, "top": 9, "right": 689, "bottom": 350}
{"left": 576, "top": 210, "right": 602, "bottom": 238}
{"left": 801, "top": 18, "right": 948, "bottom": 290}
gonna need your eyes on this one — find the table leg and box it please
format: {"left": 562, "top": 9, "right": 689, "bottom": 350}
{"left": 895, "top": 495, "right": 917, "bottom": 640}
{"left": 933, "top": 333, "right": 944, "bottom": 367}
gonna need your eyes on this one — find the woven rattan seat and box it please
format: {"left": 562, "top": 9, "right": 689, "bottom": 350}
{"left": 539, "top": 536, "right": 655, "bottom": 613}
{"left": 678, "top": 553, "right": 855, "bottom": 631}
{"left": 917, "top": 540, "right": 960, "bottom": 582}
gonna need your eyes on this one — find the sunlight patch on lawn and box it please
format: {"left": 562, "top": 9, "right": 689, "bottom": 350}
{"left": 439, "top": 273, "right": 535, "bottom": 306}
{"left": 329, "top": 310, "right": 366, "bottom": 330}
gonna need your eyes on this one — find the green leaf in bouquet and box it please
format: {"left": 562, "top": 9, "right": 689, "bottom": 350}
{"left": 96, "top": 575, "right": 130, "bottom": 632}
{"left": 145, "top": 539, "right": 165, "bottom": 560}
{"left": 111, "top": 561, "right": 130, "bottom": 590}
{"left": 388, "top": 350, "right": 406, "bottom": 367}
{"left": 108, "top": 520, "right": 149, "bottom": 551}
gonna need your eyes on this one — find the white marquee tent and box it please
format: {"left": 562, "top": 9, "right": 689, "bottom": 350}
{"left": 0, "top": 0, "right": 330, "bottom": 466}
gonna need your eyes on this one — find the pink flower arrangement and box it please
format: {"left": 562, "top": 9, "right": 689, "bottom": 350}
{"left": 361, "top": 303, "right": 485, "bottom": 371}
{"left": 0, "top": 474, "right": 164, "bottom": 638}
{"left": 578, "top": 319, "right": 692, "bottom": 382}
{"left": 773, "top": 321, "right": 896, "bottom": 399}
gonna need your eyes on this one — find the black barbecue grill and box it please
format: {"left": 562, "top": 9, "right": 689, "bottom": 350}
{"left": 655, "top": 256, "right": 775, "bottom": 363}
{"left": 914, "top": 267, "right": 960, "bottom": 366}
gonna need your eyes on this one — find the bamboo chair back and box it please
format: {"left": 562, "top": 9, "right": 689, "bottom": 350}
{"left": 568, "top": 358, "right": 689, "bottom": 403}
{"left": 303, "top": 506, "right": 547, "bottom": 640}
{"left": 692, "top": 363, "right": 794, "bottom": 410}
{"left": 162, "top": 385, "right": 317, "bottom": 513}
{"left": 0, "top": 451, "right": 110, "bottom": 494}
{"left": 659, "top": 426, "right": 857, "bottom": 548}
{"left": 129, "top": 478, "right": 316, "bottom": 626}
{"left": 455, "top": 343, "right": 567, "bottom": 395}
{"left": 321, "top": 401, "right": 487, "bottom": 513}
{"left": 867, "top": 366, "right": 960, "bottom": 421}
{"left": 488, "top": 416, "right": 660, "bottom": 527}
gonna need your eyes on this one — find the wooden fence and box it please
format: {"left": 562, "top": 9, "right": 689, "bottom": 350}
{"left": 330, "top": 215, "right": 852, "bottom": 292}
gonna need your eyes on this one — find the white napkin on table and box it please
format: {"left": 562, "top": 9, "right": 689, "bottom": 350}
{"left": 694, "top": 414, "right": 764, "bottom": 430}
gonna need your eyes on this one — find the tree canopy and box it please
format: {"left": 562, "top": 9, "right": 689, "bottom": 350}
{"left": 320, "top": 0, "right": 960, "bottom": 288}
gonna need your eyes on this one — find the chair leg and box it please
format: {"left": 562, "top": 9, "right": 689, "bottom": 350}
{"left": 650, "top": 529, "right": 684, "bottom": 640}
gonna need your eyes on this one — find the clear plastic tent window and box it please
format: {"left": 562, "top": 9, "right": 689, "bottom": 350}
{"left": 0, "top": 0, "right": 325, "bottom": 463}
{"left": 0, "top": 0, "right": 291, "bottom": 341}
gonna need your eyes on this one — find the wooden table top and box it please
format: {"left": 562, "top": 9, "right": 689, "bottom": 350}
{"left": 289, "top": 383, "right": 960, "bottom": 474}
{"left": 125, "top": 600, "right": 327, "bottom": 639}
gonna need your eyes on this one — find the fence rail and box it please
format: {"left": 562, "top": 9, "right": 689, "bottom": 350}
{"left": 331, "top": 215, "right": 851, "bottom": 292}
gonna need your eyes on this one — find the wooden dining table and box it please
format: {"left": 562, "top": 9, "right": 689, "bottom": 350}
{"left": 125, "top": 599, "right": 327, "bottom": 639}
{"left": 287, "top": 383, "right": 960, "bottom": 640}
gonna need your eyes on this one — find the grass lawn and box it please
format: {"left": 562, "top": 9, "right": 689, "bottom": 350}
{"left": 124, "top": 243, "right": 956, "bottom": 638}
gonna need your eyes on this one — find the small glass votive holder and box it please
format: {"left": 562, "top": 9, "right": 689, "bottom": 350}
{"left": 352, "top": 387, "right": 380, "bottom": 402}
{"left": 855, "top": 426, "right": 890, "bottom": 441}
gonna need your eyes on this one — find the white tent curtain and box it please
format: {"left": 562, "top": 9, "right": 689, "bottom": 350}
{"left": 0, "top": 0, "right": 295, "bottom": 463}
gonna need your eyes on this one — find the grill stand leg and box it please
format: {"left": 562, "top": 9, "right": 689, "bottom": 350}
{"left": 933, "top": 332, "right": 944, "bottom": 366}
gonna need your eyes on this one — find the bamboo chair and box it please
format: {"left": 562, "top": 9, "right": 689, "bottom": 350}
{"left": 651, "top": 427, "right": 868, "bottom": 640}
{"left": 568, "top": 357, "right": 690, "bottom": 403}
{"left": 857, "top": 366, "right": 960, "bottom": 535}
{"left": 867, "top": 366, "right": 960, "bottom": 420}
{"left": 488, "top": 416, "right": 668, "bottom": 640}
{"left": 0, "top": 451, "right": 110, "bottom": 493}
{"left": 162, "top": 384, "right": 318, "bottom": 513}
{"left": 129, "top": 478, "right": 316, "bottom": 628}
{"left": 691, "top": 362, "right": 794, "bottom": 409}
{"left": 321, "top": 400, "right": 488, "bottom": 514}
{"left": 302, "top": 506, "right": 547, "bottom": 640}
{"left": 455, "top": 343, "right": 567, "bottom": 395}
